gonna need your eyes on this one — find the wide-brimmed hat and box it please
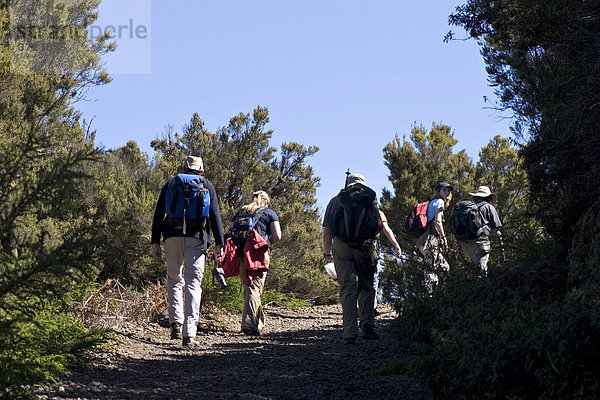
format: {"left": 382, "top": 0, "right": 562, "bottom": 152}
{"left": 436, "top": 182, "right": 454, "bottom": 191}
{"left": 470, "top": 186, "right": 497, "bottom": 204}
{"left": 347, "top": 173, "right": 366, "bottom": 187}
{"left": 183, "top": 155, "right": 203, "bottom": 172}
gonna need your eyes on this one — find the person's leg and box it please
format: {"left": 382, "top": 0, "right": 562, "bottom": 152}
{"left": 333, "top": 238, "right": 358, "bottom": 342}
{"left": 373, "top": 256, "right": 384, "bottom": 310}
{"left": 241, "top": 270, "right": 267, "bottom": 334}
{"left": 357, "top": 243, "right": 377, "bottom": 331}
{"left": 423, "top": 235, "right": 449, "bottom": 292}
{"left": 460, "top": 241, "right": 476, "bottom": 264}
{"left": 181, "top": 237, "right": 206, "bottom": 339}
{"left": 239, "top": 254, "right": 268, "bottom": 334}
{"left": 473, "top": 240, "right": 491, "bottom": 275}
{"left": 164, "top": 237, "right": 185, "bottom": 326}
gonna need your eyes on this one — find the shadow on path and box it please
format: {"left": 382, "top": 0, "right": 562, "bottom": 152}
{"left": 41, "top": 306, "right": 431, "bottom": 400}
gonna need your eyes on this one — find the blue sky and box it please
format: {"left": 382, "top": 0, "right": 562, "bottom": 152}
{"left": 77, "top": 1, "right": 512, "bottom": 210}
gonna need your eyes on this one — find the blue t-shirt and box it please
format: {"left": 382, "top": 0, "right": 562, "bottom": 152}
{"left": 427, "top": 198, "right": 445, "bottom": 221}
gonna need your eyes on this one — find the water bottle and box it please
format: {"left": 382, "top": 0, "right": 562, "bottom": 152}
{"left": 211, "top": 266, "right": 227, "bottom": 289}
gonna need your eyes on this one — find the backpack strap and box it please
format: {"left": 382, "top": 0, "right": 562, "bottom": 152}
{"left": 250, "top": 207, "right": 267, "bottom": 230}
{"left": 168, "top": 177, "right": 181, "bottom": 215}
{"left": 475, "top": 201, "right": 490, "bottom": 237}
{"left": 195, "top": 177, "right": 208, "bottom": 218}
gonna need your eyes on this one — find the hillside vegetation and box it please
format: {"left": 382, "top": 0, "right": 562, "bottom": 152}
{"left": 2, "top": 1, "right": 600, "bottom": 399}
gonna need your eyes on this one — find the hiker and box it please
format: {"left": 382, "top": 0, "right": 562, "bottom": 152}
{"left": 151, "top": 155, "right": 224, "bottom": 347}
{"left": 456, "top": 186, "right": 504, "bottom": 274}
{"left": 227, "top": 190, "right": 281, "bottom": 336}
{"left": 418, "top": 182, "right": 453, "bottom": 292}
{"left": 323, "top": 173, "right": 383, "bottom": 345}
{"left": 374, "top": 210, "right": 401, "bottom": 314}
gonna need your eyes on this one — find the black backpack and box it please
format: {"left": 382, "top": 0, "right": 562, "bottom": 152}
{"left": 450, "top": 200, "right": 486, "bottom": 241}
{"left": 328, "top": 183, "right": 382, "bottom": 248}
{"left": 227, "top": 206, "right": 267, "bottom": 252}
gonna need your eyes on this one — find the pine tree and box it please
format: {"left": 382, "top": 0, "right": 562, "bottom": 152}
{"left": 0, "top": 0, "right": 114, "bottom": 392}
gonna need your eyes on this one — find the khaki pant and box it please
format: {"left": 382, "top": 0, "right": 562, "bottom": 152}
{"left": 459, "top": 239, "right": 491, "bottom": 274}
{"left": 238, "top": 252, "right": 269, "bottom": 333}
{"left": 164, "top": 236, "right": 206, "bottom": 338}
{"left": 332, "top": 237, "right": 378, "bottom": 340}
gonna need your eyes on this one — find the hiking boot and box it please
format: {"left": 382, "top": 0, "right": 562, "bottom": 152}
{"left": 182, "top": 337, "right": 199, "bottom": 348}
{"left": 170, "top": 322, "right": 182, "bottom": 340}
{"left": 242, "top": 328, "right": 260, "bottom": 336}
{"left": 361, "top": 325, "right": 380, "bottom": 340}
{"left": 343, "top": 337, "right": 356, "bottom": 345}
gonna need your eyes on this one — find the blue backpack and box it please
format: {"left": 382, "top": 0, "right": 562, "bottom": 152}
{"left": 165, "top": 173, "right": 210, "bottom": 234}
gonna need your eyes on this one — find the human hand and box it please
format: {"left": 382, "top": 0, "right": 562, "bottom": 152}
{"left": 394, "top": 245, "right": 402, "bottom": 258}
{"left": 213, "top": 245, "right": 223, "bottom": 262}
{"left": 440, "top": 238, "right": 449, "bottom": 254}
{"left": 152, "top": 243, "right": 163, "bottom": 263}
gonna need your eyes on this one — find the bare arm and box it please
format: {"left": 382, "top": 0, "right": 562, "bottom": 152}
{"left": 152, "top": 242, "right": 163, "bottom": 263}
{"left": 322, "top": 226, "right": 333, "bottom": 263}
{"left": 382, "top": 222, "right": 402, "bottom": 257}
{"left": 270, "top": 220, "right": 282, "bottom": 244}
{"left": 434, "top": 208, "right": 448, "bottom": 253}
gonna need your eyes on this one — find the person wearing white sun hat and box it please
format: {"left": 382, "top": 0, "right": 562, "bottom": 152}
{"left": 457, "top": 185, "right": 504, "bottom": 274}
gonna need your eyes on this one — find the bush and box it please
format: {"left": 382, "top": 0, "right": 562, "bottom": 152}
{"left": 0, "top": 299, "right": 113, "bottom": 398}
{"left": 200, "top": 264, "right": 310, "bottom": 315}
{"left": 391, "top": 209, "right": 600, "bottom": 400}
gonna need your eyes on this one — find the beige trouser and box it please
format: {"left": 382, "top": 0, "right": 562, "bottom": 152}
{"left": 459, "top": 239, "right": 491, "bottom": 274}
{"left": 238, "top": 252, "right": 269, "bottom": 333}
{"left": 164, "top": 236, "right": 206, "bottom": 338}
{"left": 332, "top": 237, "right": 378, "bottom": 340}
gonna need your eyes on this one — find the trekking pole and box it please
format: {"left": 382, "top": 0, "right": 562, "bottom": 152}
{"left": 345, "top": 169, "right": 351, "bottom": 189}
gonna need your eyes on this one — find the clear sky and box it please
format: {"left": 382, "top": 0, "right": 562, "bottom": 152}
{"left": 77, "top": 0, "right": 512, "bottom": 211}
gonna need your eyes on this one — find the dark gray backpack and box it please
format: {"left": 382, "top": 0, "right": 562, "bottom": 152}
{"left": 450, "top": 201, "right": 486, "bottom": 240}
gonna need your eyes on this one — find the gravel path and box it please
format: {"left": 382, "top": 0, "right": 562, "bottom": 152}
{"left": 36, "top": 304, "right": 431, "bottom": 400}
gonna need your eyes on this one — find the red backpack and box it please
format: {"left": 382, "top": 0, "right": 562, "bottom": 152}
{"left": 403, "top": 200, "right": 430, "bottom": 239}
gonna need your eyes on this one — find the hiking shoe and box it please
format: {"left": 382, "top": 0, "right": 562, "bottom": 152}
{"left": 182, "top": 337, "right": 199, "bottom": 348}
{"left": 242, "top": 328, "right": 260, "bottom": 336}
{"left": 170, "top": 322, "right": 182, "bottom": 340}
{"left": 362, "top": 325, "right": 380, "bottom": 340}
{"left": 343, "top": 337, "right": 356, "bottom": 345}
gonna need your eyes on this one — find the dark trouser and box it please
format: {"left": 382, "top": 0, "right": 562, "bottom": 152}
{"left": 332, "top": 237, "right": 378, "bottom": 340}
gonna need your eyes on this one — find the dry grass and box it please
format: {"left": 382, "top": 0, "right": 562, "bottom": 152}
{"left": 74, "top": 279, "right": 167, "bottom": 329}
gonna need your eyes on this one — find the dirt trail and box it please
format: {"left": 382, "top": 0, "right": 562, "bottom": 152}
{"left": 35, "top": 304, "right": 431, "bottom": 400}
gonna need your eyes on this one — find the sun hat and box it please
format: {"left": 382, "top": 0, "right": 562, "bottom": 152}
{"left": 183, "top": 155, "right": 203, "bottom": 172}
{"left": 436, "top": 182, "right": 454, "bottom": 191}
{"left": 346, "top": 173, "right": 366, "bottom": 187}
{"left": 470, "top": 186, "right": 497, "bottom": 204}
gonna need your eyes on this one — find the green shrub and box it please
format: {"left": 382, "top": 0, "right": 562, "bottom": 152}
{"left": 392, "top": 256, "right": 600, "bottom": 400}
{"left": 201, "top": 266, "right": 310, "bottom": 314}
{"left": 0, "top": 299, "right": 113, "bottom": 398}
